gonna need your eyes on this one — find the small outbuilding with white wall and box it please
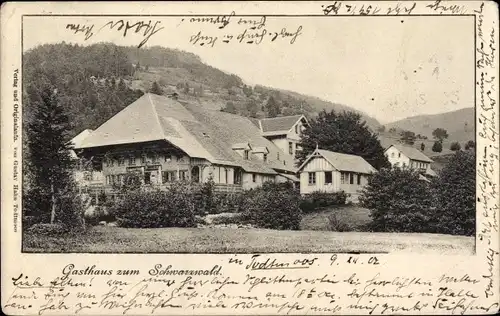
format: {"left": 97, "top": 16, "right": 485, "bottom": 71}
{"left": 298, "top": 148, "right": 377, "bottom": 202}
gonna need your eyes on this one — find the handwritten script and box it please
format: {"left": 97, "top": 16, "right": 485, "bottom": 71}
{"left": 183, "top": 13, "right": 303, "bottom": 47}
{"left": 66, "top": 20, "right": 165, "bottom": 48}
{"left": 3, "top": 257, "right": 499, "bottom": 315}
{"left": 475, "top": 1, "right": 499, "bottom": 305}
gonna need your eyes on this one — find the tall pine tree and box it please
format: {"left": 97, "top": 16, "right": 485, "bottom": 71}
{"left": 266, "top": 96, "right": 280, "bottom": 118}
{"left": 297, "top": 110, "right": 390, "bottom": 170}
{"left": 26, "top": 86, "right": 75, "bottom": 224}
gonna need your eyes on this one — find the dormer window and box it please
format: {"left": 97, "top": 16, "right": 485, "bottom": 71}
{"left": 263, "top": 153, "right": 268, "bottom": 162}
{"left": 232, "top": 142, "right": 252, "bottom": 159}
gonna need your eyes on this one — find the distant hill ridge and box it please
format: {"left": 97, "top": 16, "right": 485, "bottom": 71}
{"left": 24, "top": 42, "right": 471, "bottom": 143}
{"left": 385, "top": 107, "right": 474, "bottom": 142}
{"left": 121, "top": 45, "right": 383, "bottom": 129}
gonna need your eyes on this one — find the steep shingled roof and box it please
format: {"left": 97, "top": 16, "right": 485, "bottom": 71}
{"left": 299, "top": 149, "right": 377, "bottom": 174}
{"left": 259, "top": 115, "right": 304, "bottom": 134}
{"left": 70, "top": 129, "right": 93, "bottom": 148}
{"left": 77, "top": 94, "right": 296, "bottom": 174}
{"left": 388, "top": 144, "right": 433, "bottom": 163}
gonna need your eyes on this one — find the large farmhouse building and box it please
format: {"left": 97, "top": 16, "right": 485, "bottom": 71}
{"left": 297, "top": 148, "right": 376, "bottom": 202}
{"left": 74, "top": 93, "right": 298, "bottom": 192}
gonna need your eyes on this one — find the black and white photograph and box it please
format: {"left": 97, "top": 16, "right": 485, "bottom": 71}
{"left": 20, "top": 11, "right": 479, "bottom": 255}
{"left": 2, "top": 2, "right": 499, "bottom": 315}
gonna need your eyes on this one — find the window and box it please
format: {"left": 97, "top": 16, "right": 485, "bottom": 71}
{"left": 341, "top": 172, "right": 346, "bottom": 184}
{"left": 289, "top": 142, "right": 293, "bottom": 154}
{"left": 162, "top": 171, "right": 176, "bottom": 183}
{"left": 308, "top": 172, "right": 316, "bottom": 185}
{"left": 225, "top": 169, "right": 229, "bottom": 184}
{"left": 144, "top": 172, "right": 151, "bottom": 185}
{"left": 244, "top": 150, "right": 249, "bottom": 160}
{"left": 141, "top": 155, "right": 146, "bottom": 164}
{"left": 152, "top": 153, "right": 159, "bottom": 163}
{"left": 295, "top": 124, "right": 299, "bottom": 134}
{"left": 118, "top": 156, "right": 125, "bottom": 166}
{"left": 179, "top": 170, "right": 188, "bottom": 181}
{"left": 105, "top": 158, "right": 114, "bottom": 167}
{"left": 263, "top": 153, "right": 268, "bottom": 162}
{"left": 350, "top": 173, "right": 354, "bottom": 184}
{"left": 234, "top": 169, "right": 242, "bottom": 184}
{"left": 277, "top": 152, "right": 280, "bottom": 161}
{"left": 161, "top": 171, "right": 176, "bottom": 183}
{"left": 129, "top": 156, "right": 136, "bottom": 165}
{"left": 252, "top": 174, "right": 257, "bottom": 183}
{"left": 357, "top": 174, "right": 361, "bottom": 185}
{"left": 164, "top": 155, "right": 172, "bottom": 162}
{"left": 105, "top": 175, "right": 110, "bottom": 185}
{"left": 398, "top": 152, "right": 401, "bottom": 158}
{"left": 391, "top": 152, "right": 395, "bottom": 158}
{"left": 325, "top": 171, "right": 332, "bottom": 184}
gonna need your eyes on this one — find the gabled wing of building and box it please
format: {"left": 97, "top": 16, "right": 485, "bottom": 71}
{"left": 390, "top": 144, "right": 433, "bottom": 163}
{"left": 258, "top": 115, "right": 306, "bottom": 136}
{"left": 299, "top": 149, "right": 377, "bottom": 174}
{"left": 318, "top": 150, "right": 377, "bottom": 174}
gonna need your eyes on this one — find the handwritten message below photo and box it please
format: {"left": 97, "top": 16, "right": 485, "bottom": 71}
{"left": 4, "top": 257, "right": 500, "bottom": 315}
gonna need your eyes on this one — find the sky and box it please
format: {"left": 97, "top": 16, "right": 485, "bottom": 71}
{"left": 23, "top": 15, "right": 474, "bottom": 123}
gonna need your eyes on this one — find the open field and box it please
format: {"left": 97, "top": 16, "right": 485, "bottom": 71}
{"left": 24, "top": 225, "right": 474, "bottom": 254}
{"left": 301, "top": 206, "right": 372, "bottom": 231}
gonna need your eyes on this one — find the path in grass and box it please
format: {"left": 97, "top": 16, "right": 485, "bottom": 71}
{"left": 24, "top": 226, "right": 474, "bottom": 254}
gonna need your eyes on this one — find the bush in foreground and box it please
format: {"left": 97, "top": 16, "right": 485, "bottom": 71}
{"left": 327, "top": 213, "right": 352, "bottom": 232}
{"left": 432, "top": 150, "right": 475, "bottom": 236}
{"left": 359, "top": 167, "right": 434, "bottom": 233}
{"left": 300, "top": 191, "right": 347, "bottom": 213}
{"left": 244, "top": 182, "right": 302, "bottom": 230}
{"left": 112, "top": 183, "right": 196, "bottom": 228}
{"left": 27, "top": 223, "right": 69, "bottom": 236}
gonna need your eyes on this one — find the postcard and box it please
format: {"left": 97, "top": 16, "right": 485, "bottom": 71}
{"left": 1, "top": 1, "right": 499, "bottom": 315}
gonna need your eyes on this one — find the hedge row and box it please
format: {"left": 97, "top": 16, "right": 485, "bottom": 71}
{"left": 109, "top": 181, "right": 303, "bottom": 230}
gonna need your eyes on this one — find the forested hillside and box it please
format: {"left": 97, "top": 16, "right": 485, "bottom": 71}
{"left": 23, "top": 43, "right": 381, "bottom": 139}
{"left": 23, "top": 43, "right": 144, "bottom": 137}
